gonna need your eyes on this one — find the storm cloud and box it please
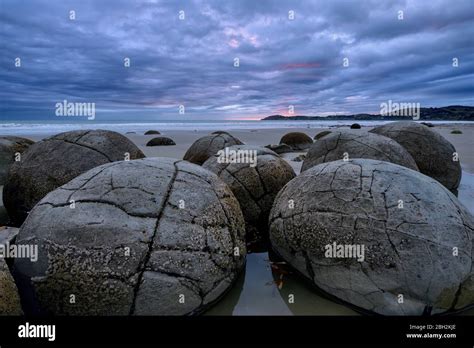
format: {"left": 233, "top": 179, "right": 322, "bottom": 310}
{"left": 0, "top": 0, "right": 473, "bottom": 120}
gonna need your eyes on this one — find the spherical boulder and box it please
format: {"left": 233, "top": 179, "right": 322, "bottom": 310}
{"left": 144, "top": 130, "right": 160, "bottom": 135}
{"left": 13, "top": 158, "right": 246, "bottom": 315}
{"left": 146, "top": 137, "right": 176, "bottom": 146}
{"left": 264, "top": 144, "right": 292, "bottom": 154}
{"left": 203, "top": 145, "right": 295, "bottom": 246}
{"left": 269, "top": 159, "right": 474, "bottom": 315}
{"left": 279, "top": 132, "right": 313, "bottom": 151}
{"left": 370, "top": 122, "right": 461, "bottom": 191}
{"left": 0, "top": 136, "right": 34, "bottom": 185}
{"left": 350, "top": 123, "right": 361, "bottom": 129}
{"left": 301, "top": 132, "right": 419, "bottom": 172}
{"left": 3, "top": 130, "right": 145, "bottom": 226}
{"left": 183, "top": 133, "right": 243, "bottom": 165}
{"left": 0, "top": 258, "right": 22, "bottom": 315}
{"left": 314, "top": 130, "right": 332, "bottom": 140}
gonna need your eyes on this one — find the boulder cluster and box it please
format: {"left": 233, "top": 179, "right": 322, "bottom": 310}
{"left": 0, "top": 123, "right": 472, "bottom": 316}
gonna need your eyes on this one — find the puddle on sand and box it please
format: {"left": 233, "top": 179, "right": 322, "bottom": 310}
{"left": 207, "top": 171, "right": 474, "bottom": 316}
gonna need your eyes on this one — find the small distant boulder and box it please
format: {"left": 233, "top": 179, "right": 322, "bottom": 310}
{"left": 125, "top": 131, "right": 136, "bottom": 134}
{"left": 451, "top": 130, "right": 462, "bottom": 134}
{"left": 146, "top": 137, "right": 176, "bottom": 146}
{"left": 279, "top": 132, "right": 313, "bottom": 151}
{"left": 314, "top": 130, "right": 332, "bottom": 140}
{"left": 264, "top": 144, "right": 292, "bottom": 154}
{"left": 144, "top": 130, "right": 160, "bottom": 135}
{"left": 350, "top": 123, "right": 361, "bottom": 129}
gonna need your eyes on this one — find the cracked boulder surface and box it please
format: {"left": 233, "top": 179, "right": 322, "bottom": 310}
{"left": 370, "top": 121, "right": 461, "bottom": 192}
{"left": 183, "top": 133, "right": 243, "bottom": 165}
{"left": 301, "top": 132, "right": 419, "bottom": 173}
{"left": 0, "top": 136, "right": 35, "bottom": 185}
{"left": 13, "top": 158, "right": 246, "bottom": 315}
{"left": 3, "top": 130, "right": 145, "bottom": 226}
{"left": 0, "top": 258, "right": 23, "bottom": 315}
{"left": 279, "top": 132, "right": 313, "bottom": 151}
{"left": 269, "top": 159, "right": 474, "bottom": 315}
{"left": 203, "top": 145, "right": 296, "bottom": 246}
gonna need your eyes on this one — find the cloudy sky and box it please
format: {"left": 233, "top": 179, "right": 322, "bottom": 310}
{"left": 1, "top": 0, "right": 473, "bottom": 121}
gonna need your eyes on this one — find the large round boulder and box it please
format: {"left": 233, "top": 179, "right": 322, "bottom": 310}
{"left": 3, "top": 130, "right": 145, "bottom": 226}
{"left": 183, "top": 133, "right": 243, "bottom": 165}
{"left": 13, "top": 158, "right": 246, "bottom": 315}
{"left": 0, "top": 136, "right": 34, "bottom": 185}
{"left": 279, "top": 132, "right": 313, "bottom": 151}
{"left": 301, "top": 132, "right": 419, "bottom": 172}
{"left": 203, "top": 145, "right": 295, "bottom": 247}
{"left": 269, "top": 159, "right": 474, "bottom": 315}
{"left": 370, "top": 122, "right": 461, "bottom": 192}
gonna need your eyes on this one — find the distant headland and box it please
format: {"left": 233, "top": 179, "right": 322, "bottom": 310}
{"left": 261, "top": 105, "right": 474, "bottom": 121}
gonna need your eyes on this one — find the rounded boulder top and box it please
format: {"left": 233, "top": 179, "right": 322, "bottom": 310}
{"left": 301, "top": 131, "right": 419, "bottom": 172}
{"left": 203, "top": 145, "right": 296, "bottom": 247}
{"left": 269, "top": 159, "right": 474, "bottom": 315}
{"left": 183, "top": 133, "right": 243, "bottom": 165}
{"left": 144, "top": 130, "right": 160, "bottom": 135}
{"left": 369, "top": 121, "right": 461, "bottom": 192}
{"left": 3, "top": 129, "right": 145, "bottom": 226}
{"left": 13, "top": 157, "right": 246, "bottom": 315}
{"left": 279, "top": 132, "right": 313, "bottom": 151}
{"left": 146, "top": 137, "right": 176, "bottom": 146}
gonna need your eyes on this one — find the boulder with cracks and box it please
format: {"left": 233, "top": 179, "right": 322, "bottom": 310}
{"left": 370, "top": 121, "right": 461, "bottom": 192}
{"left": 3, "top": 130, "right": 145, "bottom": 226}
{"left": 183, "top": 133, "right": 243, "bottom": 165}
{"left": 13, "top": 157, "right": 247, "bottom": 315}
{"left": 269, "top": 159, "right": 474, "bottom": 315}
{"left": 0, "top": 136, "right": 34, "bottom": 185}
{"left": 301, "top": 132, "right": 419, "bottom": 172}
{"left": 203, "top": 145, "right": 295, "bottom": 247}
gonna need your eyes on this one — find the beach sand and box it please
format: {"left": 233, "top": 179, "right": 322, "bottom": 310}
{"left": 15, "top": 123, "right": 474, "bottom": 175}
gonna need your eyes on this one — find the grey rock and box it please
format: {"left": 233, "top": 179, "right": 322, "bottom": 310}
{"left": 144, "top": 130, "right": 160, "bottom": 135}
{"left": 279, "top": 132, "right": 313, "bottom": 151}
{"left": 13, "top": 157, "right": 246, "bottom": 315}
{"left": 203, "top": 145, "right": 295, "bottom": 245}
{"left": 0, "top": 136, "right": 34, "bottom": 185}
{"left": 301, "top": 132, "right": 419, "bottom": 172}
{"left": 370, "top": 121, "right": 461, "bottom": 191}
{"left": 3, "top": 130, "right": 145, "bottom": 226}
{"left": 146, "top": 137, "right": 176, "bottom": 146}
{"left": 0, "top": 258, "right": 22, "bottom": 315}
{"left": 292, "top": 154, "right": 306, "bottom": 162}
{"left": 269, "top": 159, "right": 474, "bottom": 315}
{"left": 314, "top": 130, "right": 332, "bottom": 140}
{"left": 0, "top": 226, "right": 19, "bottom": 245}
{"left": 264, "top": 144, "right": 293, "bottom": 154}
{"left": 183, "top": 133, "right": 243, "bottom": 165}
